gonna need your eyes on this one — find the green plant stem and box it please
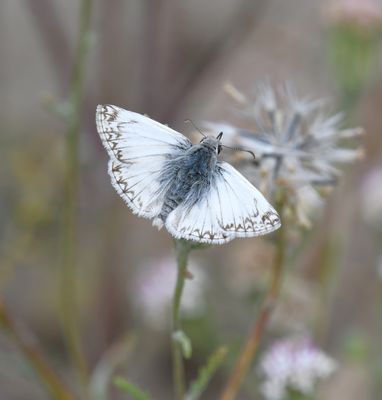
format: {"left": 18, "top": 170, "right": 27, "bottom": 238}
{"left": 0, "top": 301, "right": 75, "bottom": 400}
{"left": 172, "top": 240, "right": 192, "bottom": 400}
{"left": 287, "top": 388, "right": 314, "bottom": 400}
{"left": 61, "top": 0, "right": 92, "bottom": 396}
{"left": 220, "top": 197, "right": 286, "bottom": 400}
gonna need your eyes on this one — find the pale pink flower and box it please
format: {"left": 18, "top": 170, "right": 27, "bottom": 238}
{"left": 260, "top": 336, "right": 337, "bottom": 400}
{"left": 130, "top": 256, "right": 207, "bottom": 329}
{"left": 326, "top": 0, "right": 382, "bottom": 31}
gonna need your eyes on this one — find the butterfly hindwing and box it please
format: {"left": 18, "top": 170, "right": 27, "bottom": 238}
{"left": 96, "top": 105, "right": 192, "bottom": 218}
{"left": 165, "top": 162, "right": 280, "bottom": 244}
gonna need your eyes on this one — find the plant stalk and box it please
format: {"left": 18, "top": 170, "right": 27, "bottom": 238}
{"left": 171, "top": 240, "right": 192, "bottom": 400}
{"left": 0, "top": 301, "right": 75, "bottom": 400}
{"left": 61, "top": 0, "right": 92, "bottom": 396}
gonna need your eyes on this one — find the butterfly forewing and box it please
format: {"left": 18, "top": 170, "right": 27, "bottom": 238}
{"left": 96, "top": 105, "right": 191, "bottom": 218}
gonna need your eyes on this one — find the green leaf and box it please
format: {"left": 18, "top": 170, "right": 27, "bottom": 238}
{"left": 89, "top": 334, "right": 137, "bottom": 400}
{"left": 185, "top": 347, "right": 228, "bottom": 400}
{"left": 113, "top": 376, "right": 150, "bottom": 400}
{"left": 173, "top": 330, "right": 192, "bottom": 359}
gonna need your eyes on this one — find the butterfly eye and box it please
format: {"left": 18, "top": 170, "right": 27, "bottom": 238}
{"left": 217, "top": 145, "right": 222, "bottom": 154}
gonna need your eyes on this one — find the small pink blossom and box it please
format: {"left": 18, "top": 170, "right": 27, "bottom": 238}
{"left": 130, "top": 256, "right": 207, "bottom": 329}
{"left": 260, "top": 336, "right": 337, "bottom": 400}
{"left": 326, "top": 0, "right": 382, "bottom": 30}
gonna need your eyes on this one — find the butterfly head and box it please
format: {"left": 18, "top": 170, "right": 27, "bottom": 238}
{"left": 200, "top": 132, "right": 223, "bottom": 155}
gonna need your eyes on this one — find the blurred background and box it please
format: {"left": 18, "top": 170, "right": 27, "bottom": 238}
{"left": 1, "top": 0, "right": 382, "bottom": 399}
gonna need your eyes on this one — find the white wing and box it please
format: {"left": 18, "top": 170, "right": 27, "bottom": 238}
{"left": 96, "top": 104, "right": 192, "bottom": 218}
{"left": 165, "top": 162, "right": 280, "bottom": 244}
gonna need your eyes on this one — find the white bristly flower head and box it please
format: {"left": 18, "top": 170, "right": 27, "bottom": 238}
{"left": 206, "top": 83, "right": 364, "bottom": 226}
{"left": 260, "top": 336, "right": 337, "bottom": 400}
{"left": 130, "top": 256, "right": 207, "bottom": 329}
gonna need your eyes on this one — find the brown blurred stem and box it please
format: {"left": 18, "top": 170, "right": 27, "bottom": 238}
{"left": 171, "top": 240, "right": 192, "bottom": 400}
{"left": 0, "top": 301, "right": 75, "bottom": 400}
{"left": 160, "top": 0, "right": 267, "bottom": 122}
{"left": 24, "top": 0, "right": 72, "bottom": 93}
{"left": 61, "top": 0, "right": 92, "bottom": 396}
{"left": 25, "top": 0, "right": 98, "bottom": 147}
{"left": 220, "top": 194, "right": 286, "bottom": 400}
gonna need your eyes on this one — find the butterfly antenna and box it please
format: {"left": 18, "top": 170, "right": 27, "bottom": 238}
{"left": 220, "top": 144, "right": 256, "bottom": 161}
{"left": 184, "top": 119, "right": 207, "bottom": 138}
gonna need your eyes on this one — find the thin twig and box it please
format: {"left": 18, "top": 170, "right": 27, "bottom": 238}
{"left": 140, "top": 0, "right": 167, "bottom": 114}
{"left": 0, "top": 301, "right": 75, "bottom": 400}
{"left": 25, "top": 0, "right": 99, "bottom": 148}
{"left": 24, "top": 0, "right": 72, "bottom": 93}
{"left": 171, "top": 240, "right": 192, "bottom": 400}
{"left": 96, "top": 0, "right": 125, "bottom": 99}
{"left": 220, "top": 194, "right": 286, "bottom": 400}
{"left": 61, "top": 0, "right": 93, "bottom": 396}
{"left": 160, "top": 0, "right": 268, "bottom": 122}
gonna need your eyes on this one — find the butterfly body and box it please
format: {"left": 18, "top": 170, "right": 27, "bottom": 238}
{"left": 96, "top": 105, "right": 281, "bottom": 244}
{"left": 155, "top": 139, "right": 219, "bottom": 227}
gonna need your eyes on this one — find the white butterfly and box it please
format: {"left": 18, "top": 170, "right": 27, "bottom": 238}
{"left": 96, "top": 105, "right": 281, "bottom": 244}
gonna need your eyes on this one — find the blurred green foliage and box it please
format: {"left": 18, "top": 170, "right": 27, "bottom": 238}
{"left": 327, "top": 23, "right": 382, "bottom": 110}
